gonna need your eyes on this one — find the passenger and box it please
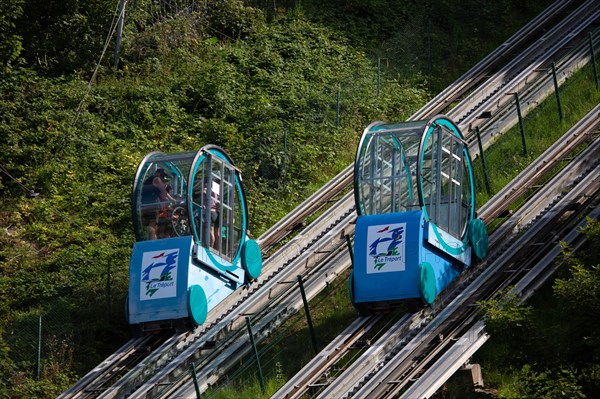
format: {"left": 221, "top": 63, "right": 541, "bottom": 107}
{"left": 210, "top": 187, "right": 220, "bottom": 248}
{"left": 141, "top": 168, "right": 175, "bottom": 240}
{"left": 157, "top": 184, "right": 174, "bottom": 238}
{"left": 202, "top": 184, "right": 220, "bottom": 249}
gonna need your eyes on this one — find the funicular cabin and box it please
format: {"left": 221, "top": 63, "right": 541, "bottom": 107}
{"left": 127, "top": 145, "right": 262, "bottom": 333}
{"left": 350, "top": 115, "right": 488, "bottom": 312}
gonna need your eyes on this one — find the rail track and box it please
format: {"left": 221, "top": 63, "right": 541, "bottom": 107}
{"left": 272, "top": 104, "right": 600, "bottom": 399}
{"left": 399, "top": 164, "right": 600, "bottom": 399}
{"left": 345, "top": 135, "right": 600, "bottom": 399}
{"left": 58, "top": 1, "right": 599, "bottom": 397}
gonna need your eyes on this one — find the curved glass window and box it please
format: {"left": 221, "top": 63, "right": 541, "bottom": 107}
{"left": 354, "top": 121, "right": 423, "bottom": 216}
{"left": 132, "top": 151, "right": 195, "bottom": 241}
{"left": 419, "top": 118, "right": 474, "bottom": 239}
{"left": 189, "top": 149, "right": 245, "bottom": 262}
{"left": 132, "top": 146, "right": 247, "bottom": 262}
{"left": 354, "top": 115, "right": 475, "bottom": 241}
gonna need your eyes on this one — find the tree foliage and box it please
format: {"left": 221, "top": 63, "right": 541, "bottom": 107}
{"left": 0, "top": 0, "right": 24, "bottom": 67}
{"left": 552, "top": 218, "right": 600, "bottom": 372}
{"left": 479, "top": 289, "right": 533, "bottom": 335}
{"left": 498, "top": 365, "right": 586, "bottom": 399}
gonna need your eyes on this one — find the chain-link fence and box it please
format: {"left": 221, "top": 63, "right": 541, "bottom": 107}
{"left": 3, "top": 263, "right": 125, "bottom": 381}
{"left": 5, "top": 307, "right": 77, "bottom": 380}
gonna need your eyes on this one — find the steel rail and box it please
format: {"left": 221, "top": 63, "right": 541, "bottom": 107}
{"left": 452, "top": 0, "right": 599, "bottom": 128}
{"left": 350, "top": 137, "right": 600, "bottom": 399}
{"left": 274, "top": 9, "right": 595, "bottom": 397}
{"left": 401, "top": 198, "right": 600, "bottom": 399}
{"left": 118, "top": 10, "right": 600, "bottom": 398}
{"left": 454, "top": 0, "right": 600, "bottom": 134}
{"left": 165, "top": 248, "right": 356, "bottom": 398}
{"left": 274, "top": 313, "right": 412, "bottom": 399}
{"left": 257, "top": 0, "right": 588, "bottom": 253}
{"left": 480, "top": 103, "right": 600, "bottom": 222}
{"left": 59, "top": 1, "right": 597, "bottom": 396}
{"left": 464, "top": 28, "right": 600, "bottom": 161}
{"left": 57, "top": 335, "right": 167, "bottom": 399}
{"left": 486, "top": 123, "right": 600, "bottom": 250}
{"left": 394, "top": 167, "right": 600, "bottom": 399}
{"left": 410, "top": 0, "right": 584, "bottom": 121}
{"left": 275, "top": 126, "right": 600, "bottom": 397}
{"left": 99, "top": 192, "right": 357, "bottom": 398}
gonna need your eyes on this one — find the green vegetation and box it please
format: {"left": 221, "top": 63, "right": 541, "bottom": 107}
{"left": 476, "top": 219, "right": 600, "bottom": 399}
{"left": 5, "top": 0, "right": 596, "bottom": 397}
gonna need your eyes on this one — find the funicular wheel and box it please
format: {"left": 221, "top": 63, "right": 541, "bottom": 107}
{"left": 171, "top": 206, "right": 190, "bottom": 236}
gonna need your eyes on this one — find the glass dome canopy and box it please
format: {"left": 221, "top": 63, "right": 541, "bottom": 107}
{"left": 354, "top": 115, "right": 475, "bottom": 241}
{"left": 354, "top": 120, "right": 423, "bottom": 217}
{"left": 131, "top": 145, "right": 247, "bottom": 263}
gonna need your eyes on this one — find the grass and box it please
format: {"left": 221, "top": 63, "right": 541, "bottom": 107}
{"left": 473, "top": 64, "right": 600, "bottom": 209}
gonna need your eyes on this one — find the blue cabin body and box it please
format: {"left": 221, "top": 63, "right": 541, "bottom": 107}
{"left": 128, "top": 236, "right": 259, "bottom": 328}
{"left": 350, "top": 116, "right": 487, "bottom": 310}
{"left": 352, "top": 211, "right": 471, "bottom": 306}
{"left": 127, "top": 146, "right": 262, "bottom": 333}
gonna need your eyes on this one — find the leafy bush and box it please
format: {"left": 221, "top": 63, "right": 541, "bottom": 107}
{"left": 498, "top": 365, "right": 585, "bottom": 399}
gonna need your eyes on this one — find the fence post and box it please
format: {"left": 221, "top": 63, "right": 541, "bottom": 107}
{"left": 114, "top": 0, "right": 126, "bottom": 68}
{"left": 513, "top": 92, "right": 527, "bottom": 156}
{"left": 475, "top": 127, "right": 491, "bottom": 195}
{"left": 37, "top": 315, "right": 42, "bottom": 380}
{"left": 336, "top": 89, "right": 341, "bottom": 128}
{"left": 345, "top": 234, "right": 354, "bottom": 267}
{"left": 589, "top": 33, "right": 598, "bottom": 89}
{"left": 282, "top": 127, "right": 288, "bottom": 173}
{"left": 190, "top": 362, "right": 202, "bottom": 399}
{"left": 245, "top": 317, "right": 265, "bottom": 393}
{"left": 106, "top": 259, "right": 112, "bottom": 320}
{"left": 427, "top": 18, "right": 432, "bottom": 74}
{"left": 297, "top": 275, "right": 318, "bottom": 355}
{"left": 551, "top": 62, "right": 563, "bottom": 121}
{"left": 377, "top": 56, "right": 381, "bottom": 97}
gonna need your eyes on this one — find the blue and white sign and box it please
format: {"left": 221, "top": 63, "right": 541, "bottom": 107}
{"left": 366, "top": 223, "right": 406, "bottom": 274}
{"left": 140, "top": 249, "right": 179, "bottom": 300}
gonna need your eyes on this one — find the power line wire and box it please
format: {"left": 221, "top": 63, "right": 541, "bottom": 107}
{"left": 0, "top": 163, "right": 39, "bottom": 197}
{"left": 62, "top": 1, "right": 124, "bottom": 149}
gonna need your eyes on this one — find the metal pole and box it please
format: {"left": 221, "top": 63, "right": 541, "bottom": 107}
{"left": 475, "top": 127, "right": 491, "bottom": 195}
{"left": 551, "top": 62, "right": 563, "bottom": 121}
{"left": 245, "top": 317, "right": 265, "bottom": 393}
{"left": 514, "top": 93, "right": 527, "bottom": 156}
{"left": 283, "top": 127, "right": 287, "bottom": 173}
{"left": 590, "top": 32, "right": 599, "bottom": 89}
{"left": 427, "top": 18, "right": 432, "bottom": 74}
{"left": 377, "top": 56, "right": 381, "bottom": 97}
{"left": 114, "top": 0, "right": 127, "bottom": 68}
{"left": 106, "top": 259, "right": 111, "bottom": 320}
{"left": 37, "top": 316, "right": 42, "bottom": 379}
{"left": 345, "top": 234, "right": 354, "bottom": 267}
{"left": 297, "top": 275, "right": 318, "bottom": 355}
{"left": 336, "top": 89, "right": 341, "bottom": 128}
{"left": 190, "top": 363, "right": 202, "bottom": 399}
{"left": 204, "top": 155, "right": 213, "bottom": 247}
